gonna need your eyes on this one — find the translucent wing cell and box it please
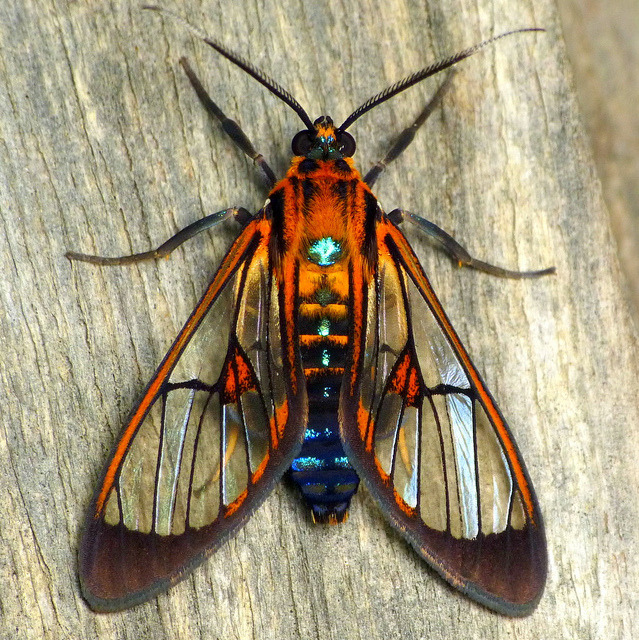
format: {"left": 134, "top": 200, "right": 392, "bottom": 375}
{"left": 340, "top": 218, "right": 547, "bottom": 616}
{"left": 80, "top": 218, "right": 306, "bottom": 611}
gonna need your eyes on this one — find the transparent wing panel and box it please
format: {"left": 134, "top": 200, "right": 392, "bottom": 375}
{"left": 102, "top": 242, "right": 278, "bottom": 537}
{"left": 364, "top": 255, "right": 527, "bottom": 539}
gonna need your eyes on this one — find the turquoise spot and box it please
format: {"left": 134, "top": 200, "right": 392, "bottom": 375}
{"left": 304, "top": 427, "right": 333, "bottom": 441}
{"left": 321, "top": 349, "right": 330, "bottom": 367}
{"left": 318, "top": 318, "right": 330, "bottom": 336}
{"left": 308, "top": 237, "right": 342, "bottom": 266}
{"left": 291, "top": 455, "right": 352, "bottom": 471}
{"left": 291, "top": 457, "right": 323, "bottom": 471}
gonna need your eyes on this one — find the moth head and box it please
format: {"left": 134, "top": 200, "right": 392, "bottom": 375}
{"left": 291, "top": 116, "right": 356, "bottom": 159}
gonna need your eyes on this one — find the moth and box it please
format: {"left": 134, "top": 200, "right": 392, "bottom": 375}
{"left": 71, "top": 7, "right": 550, "bottom": 615}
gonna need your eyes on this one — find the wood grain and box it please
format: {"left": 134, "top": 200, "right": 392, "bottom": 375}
{"left": 0, "top": 1, "right": 637, "bottom": 638}
{"left": 557, "top": 0, "right": 639, "bottom": 320}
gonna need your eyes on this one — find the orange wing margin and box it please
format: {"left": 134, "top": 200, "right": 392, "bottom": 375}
{"left": 340, "top": 217, "right": 547, "bottom": 616}
{"left": 80, "top": 217, "right": 307, "bottom": 611}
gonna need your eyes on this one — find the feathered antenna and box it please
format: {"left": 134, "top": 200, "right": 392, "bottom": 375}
{"left": 143, "top": 6, "right": 315, "bottom": 130}
{"left": 144, "top": 8, "right": 542, "bottom": 135}
{"left": 339, "top": 28, "right": 544, "bottom": 131}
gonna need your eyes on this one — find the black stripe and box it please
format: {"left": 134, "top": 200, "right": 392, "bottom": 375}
{"left": 363, "top": 189, "right": 379, "bottom": 264}
{"left": 301, "top": 177, "right": 318, "bottom": 214}
{"left": 297, "top": 158, "right": 318, "bottom": 174}
{"left": 268, "top": 188, "right": 286, "bottom": 258}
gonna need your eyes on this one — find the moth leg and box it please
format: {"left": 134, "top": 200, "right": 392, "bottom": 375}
{"left": 180, "top": 57, "right": 277, "bottom": 189}
{"left": 364, "top": 72, "right": 456, "bottom": 188}
{"left": 388, "top": 208, "right": 555, "bottom": 278}
{"left": 66, "top": 206, "right": 249, "bottom": 265}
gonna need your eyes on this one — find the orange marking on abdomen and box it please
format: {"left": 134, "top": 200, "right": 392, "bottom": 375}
{"left": 299, "top": 334, "right": 348, "bottom": 348}
{"left": 299, "top": 303, "right": 348, "bottom": 320}
{"left": 303, "top": 366, "right": 345, "bottom": 377}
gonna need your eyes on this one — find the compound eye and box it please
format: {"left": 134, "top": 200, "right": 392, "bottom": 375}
{"left": 337, "top": 131, "right": 356, "bottom": 157}
{"left": 292, "top": 130, "right": 314, "bottom": 155}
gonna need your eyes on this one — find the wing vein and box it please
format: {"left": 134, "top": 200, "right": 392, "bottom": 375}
{"left": 472, "top": 399, "right": 483, "bottom": 535}
{"left": 151, "top": 392, "right": 168, "bottom": 534}
{"left": 428, "top": 392, "right": 451, "bottom": 532}
{"left": 415, "top": 403, "right": 422, "bottom": 513}
{"left": 388, "top": 403, "right": 405, "bottom": 481}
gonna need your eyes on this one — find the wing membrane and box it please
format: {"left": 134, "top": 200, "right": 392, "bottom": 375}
{"left": 341, "top": 218, "right": 547, "bottom": 615}
{"left": 80, "top": 218, "right": 307, "bottom": 611}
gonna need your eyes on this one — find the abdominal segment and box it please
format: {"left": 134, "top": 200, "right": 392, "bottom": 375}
{"left": 289, "top": 238, "right": 360, "bottom": 524}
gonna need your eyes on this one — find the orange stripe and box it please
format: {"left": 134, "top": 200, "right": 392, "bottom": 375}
{"left": 224, "top": 488, "right": 248, "bottom": 517}
{"left": 251, "top": 452, "right": 270, "bottom": 483}
{"left": 303, "top": 366, "right": 345, "bottom": 377}
{"left": 393, "top": 488, "right": 417, "bottom": 517}
{"left": 298, "top": 303, "right": 348, "bottom": 319}
{"left": 359, "top": 400, "right": 373, "bottom": 448}
{"left": 271, "top": 400, "right": 289, "bottom": 444}
{"left": 382, "top": 221, "right": 537, "bottom": 523}
{"left": 299, "top": 334, "right": 347, "bottom": 347}
{"left": 95, "top": 219, "right": 268, "bottom": 516}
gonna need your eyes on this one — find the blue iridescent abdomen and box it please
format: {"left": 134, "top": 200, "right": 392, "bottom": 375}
{"left": 289, "top": 237, "right": 360, "bottom": 523}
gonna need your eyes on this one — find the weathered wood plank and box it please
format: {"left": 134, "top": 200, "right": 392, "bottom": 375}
{"left": 0, "top": 1, "right": 637, "bottom": 638}
{"left": 557, "top": 0, "right": 639, "bottom": 320}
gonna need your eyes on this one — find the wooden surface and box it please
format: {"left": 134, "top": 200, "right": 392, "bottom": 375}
{"left": 1, "top": 1, "right": 637, "bottom": 638}
{"left": 557, "top": 0, "right": 639, "bottom": 321}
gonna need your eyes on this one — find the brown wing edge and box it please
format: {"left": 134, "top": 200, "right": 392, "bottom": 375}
{"left": 339, "top": 220, "right": 547, "bottom": 616}
{"left": 79, "top": 422, "right": 305, "bottom": 613}
{"left": 79, "top": 221, "right": 307, "bottom": 611}
{"left": 340, "top": 422, "right": 546, "bottom": 615}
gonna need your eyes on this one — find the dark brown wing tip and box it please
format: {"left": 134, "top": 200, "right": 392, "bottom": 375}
{"left": 79, "top": 518, "right": 213, "bottom": 612}
{"left": 418, "top": 521, "right": 547, "bottom": 616}
{"left": 79, "top": 397, "right": 310, "bottom": 611}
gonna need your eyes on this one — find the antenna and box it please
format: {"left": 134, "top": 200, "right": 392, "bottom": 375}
{"left": 339, "top": 28, "right": 544, "bottom": 131}
{"left": 143, "top": 6, "right": 315, "bottom": 130}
